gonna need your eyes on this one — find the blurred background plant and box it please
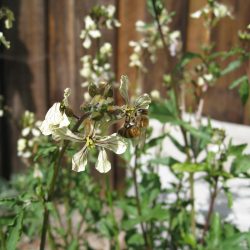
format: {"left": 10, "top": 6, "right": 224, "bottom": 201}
{"left": 0, "top": 0, "right": 250, "bottom": 250}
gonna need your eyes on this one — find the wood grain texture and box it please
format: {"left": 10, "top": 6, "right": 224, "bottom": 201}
{"left": 0, "top": 0, "right": 47, "bottom": 175}
{"left": 1, "top": 0, "right": 250, "bottom": 177}
{"left": 203, "top": 0, "right": 250, "bottom": 123}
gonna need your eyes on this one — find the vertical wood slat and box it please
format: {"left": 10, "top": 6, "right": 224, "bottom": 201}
{"left": 203, "top": 0, "right": 250, "bottom": 123}
{"left": 1, "top": 0, "right": 250, "bottom": 177}
{"left": 144, "top": 0, "right": 190, "bottom": 95}
{"left": 0, "top": 0, "right": 48, "bottom": 176}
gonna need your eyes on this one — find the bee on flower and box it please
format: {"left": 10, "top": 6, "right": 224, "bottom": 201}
{"left": 117, "top": 75, "right": 151, "bottom": 143}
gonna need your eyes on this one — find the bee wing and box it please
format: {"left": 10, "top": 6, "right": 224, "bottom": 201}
{"left": 134, "top": 94, "right": 151, "bottom": 110}
{"left": 119, "top": 75, "right": 130, "bottom": 104}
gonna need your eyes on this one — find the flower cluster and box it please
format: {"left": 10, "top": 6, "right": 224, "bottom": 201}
{"left": 80, "top": 5, "right": 120, "bottom": 49}
{"left": 0, "top": 7, "right": 14, "bottom": 48}
{"left": 129, "top": 10, "right": 182, "bottom": 71}
{"left": 17, "top": 111, "right": 42, "bottom": 159}
{"left": 191, "top": 0, "right": 233, "bottom": 28}
{"left": 39, "top": 76, "right": 151, "bottom": 174}
{"left": 80, "top": 43, "right": 114, "bottom": 88}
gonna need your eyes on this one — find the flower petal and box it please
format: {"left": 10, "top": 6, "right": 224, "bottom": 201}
{"left": 95, "top": 149, "right": 111, "bottom": 173}
{"left": 89, "top": 29, "right": 101, "bottom": 38}
{"left": 83, "top": 36, "right": 91, "bottom": 49}
{"left": 96, "top": 133, "right": 127, "bottom": 154}
{"left": 53, "top": 127, "right": 84, "bottom": 142}
{"left": 72, "top": 146, "right": 88, "bottom": 172}
{"left": 40, "top": 120, "right": 52, "bottom": 135}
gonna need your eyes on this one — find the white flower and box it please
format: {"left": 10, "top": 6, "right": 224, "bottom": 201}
{"left": 191, "top": 10, "right": 202, "bottom": 19}
{"left": 100, "top": 42, "right": 112, "bottom": 56}
{"left": 40, "top": 103, "right": 70, "bottom": 136}
{"left": 33, "top": 164, "right": 43, "bottom": 179}
{"left": 21, "top": 127, "right": 30, "bottom": 136}
{"left": 17, "top": 138, "right": 26, "bottom": 153}
{"left": 80, "top": 16, "right": 101, "bottom": 49}
{"left": 197, "top": 77, "right": 205, "bottom": 86}
{"left": 72, "top": 134, "right": 127, "bottom": 173}
{"left": 150, "top": 90, "right": 160, "bottom": 99}
{"left": 0, "top": 109, "right": 3, "bottom": 117}
{"left": 32, "top": 128, "right": 41, "bottom": 137}
{"left": 22, "top": 151, "right": 32, "bottom": 158}
{"left": 169, "top": 31, "right": 182, "bottom": 57}
{"left": 84, "top": 92, "right": 91, "bottom": 102}
{"left": 204, "top": 73, "right": 213, "bottom": 82}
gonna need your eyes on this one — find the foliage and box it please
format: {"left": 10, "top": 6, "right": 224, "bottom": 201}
{"left": 1, "top": 1, "right": 250, "bottom": 250}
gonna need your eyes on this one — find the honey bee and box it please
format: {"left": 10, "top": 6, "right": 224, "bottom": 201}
{"left": 118, "top": 108, "right": 149, "bottom": 139}
{"left": 135, "top": 109, "right": 149, "bottom": 128}
{"left": 118, "top": 122, "right": 141, "bottom": 138}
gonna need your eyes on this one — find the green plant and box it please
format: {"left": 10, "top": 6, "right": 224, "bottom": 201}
{"left": 1, "top": 1, "right": 250, "bottom": 250}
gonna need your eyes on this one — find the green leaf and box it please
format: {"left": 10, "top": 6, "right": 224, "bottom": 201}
{"left": 175, "top": 52, "right": 201, "bottom": 72}
{"left": 68, "top": 239, "right": 79, "bottom": 250}
{"left": 239, "top": 80, "right": 249, "bottom": 105}
{"left": 179, "top": 121, "right": 210, "bottom": 141}
{"left": 127, "top": 233, "right": 144, "bottom": 246}
{"left": 182, "top": 233, "right": 197, "bottom": 248}
{"left": 232, "top": 155, "right": 250, "bottom": 175}
{"left": 149, "top": 157, "right": 177, "bottom": 166}
{"left": 6, "top": 211, "right": 24, "bottom": 250}
{"left": 229, "top": 75, "right": 248, "bottom": 89}
{"left": 221, "top": 60, "right": 242, "bottom": 76}
{"left": 206, "top": 213, "right": 222, "bottom": 248}
{"left": 228, "top": 143, "right": 247, "bottom": 157}
{"left": 146, "top": 0, "right": 164, "bottom": 17}
{"left": 150, "top": 100, "right": 177, "bottom": 123}
{"left": 144, "top": 133, "right": 168, "bottom": 151}
{"left": 173, "top": 163, "right": 208, "bottom": 173}
{"left": 219, "top": 233, "right": 250, "bottom": 250}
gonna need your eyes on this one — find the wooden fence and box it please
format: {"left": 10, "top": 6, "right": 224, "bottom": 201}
{"left": 0, "top": 0, "right": 250, "bottom": 179}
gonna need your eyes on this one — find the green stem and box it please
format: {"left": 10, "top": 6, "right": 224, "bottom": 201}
{"left": 105, "top": 176, "right": 120, "bottom": 250}
{"left": 201, "top": 176, "right": 218, "bottom": 244}
{"left": 132, "top": 146, "right": 152, "bottom": 250}
{"left": 189, "top": 173, "right": 196, "bottom": 236}
{"left": 39, "top": 113, "right": 89, "bottom": 250}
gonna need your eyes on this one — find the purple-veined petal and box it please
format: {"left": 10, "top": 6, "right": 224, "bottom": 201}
{"left": 95, "top": 149, "right": 111, "bottom": 173}
{"left": 72, "top": 146, "right": 88, "bottom": 172}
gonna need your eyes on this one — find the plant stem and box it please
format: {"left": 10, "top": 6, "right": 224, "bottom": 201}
{"left": 189, "top": 173, "right": 196, "bottom": 236}
{"left": 132, "top": 146, "right": 152, "bottom": 250}
{"left": 151, "top": 0, "right": 169, "bottom": 62}
{"left": 39, "top": 113, "right": 89, "bottom": 250}
{"left": 201, "top": 177, "right": 218, "bottom": 243}
{"left": 105, "top": 175, "right": 121, "bottom": 250}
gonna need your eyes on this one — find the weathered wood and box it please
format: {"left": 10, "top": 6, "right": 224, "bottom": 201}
{"left": 203, "top": 0, "right": 250, "bottom": 123}
{"left": 1, "top": 0, "right": 250, "bottom": 178}
{"left": 0, "top": 0, "right": 48, "bottom": 176}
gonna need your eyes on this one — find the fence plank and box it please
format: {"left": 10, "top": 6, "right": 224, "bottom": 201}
{"left": 0, "top": 0, "right": 47, "bottom": 176}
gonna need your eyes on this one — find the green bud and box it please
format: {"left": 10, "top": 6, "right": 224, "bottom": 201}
{"left": 88, "top": 82, "right": 99, "bottom": 97}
